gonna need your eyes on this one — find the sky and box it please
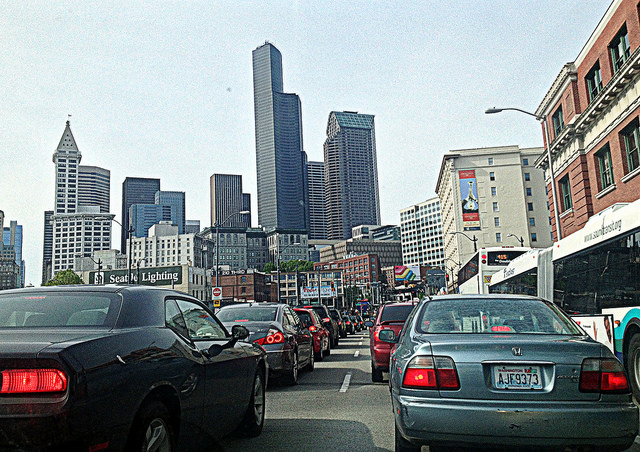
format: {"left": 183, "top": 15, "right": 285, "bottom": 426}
{"left": 1, "top": 1, "right": 612, "bottom": 285}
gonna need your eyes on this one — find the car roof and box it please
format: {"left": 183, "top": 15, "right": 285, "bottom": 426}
{"left": 220, "top": 302, "right": 285, "bottom": 308}
{"left": 0, "top": 284, "right": 181, "bottom": 296}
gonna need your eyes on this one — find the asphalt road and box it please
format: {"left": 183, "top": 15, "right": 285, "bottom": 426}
{"left": 191, "top": 330, "right": 640, "bottom": 452}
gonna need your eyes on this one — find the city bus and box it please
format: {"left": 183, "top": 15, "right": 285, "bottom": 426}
{"left": 456, "top": 247, "right": 530, "bottom": 294}
{"left": 489, "top": 199, "right": 640, "bottom": 397}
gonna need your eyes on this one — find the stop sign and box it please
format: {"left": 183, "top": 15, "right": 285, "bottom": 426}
{"left": 212, "top": 287, "right": 222, "bottom": 298}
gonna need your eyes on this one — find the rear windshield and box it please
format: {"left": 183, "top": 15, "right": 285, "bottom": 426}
{"left": 0, "top": 292, "right": 121, "bottom": 328}
{"left": 416, "top": 298, "right": 583, "bottom": 335}
{"left": 295, "top": 311, "right": 313, "bottom": 327}
{"left": 379, "top": 305, "right": 415, "bottom": 324}
{"left": 216, "top": 307, "right": 278, "bottom": 323}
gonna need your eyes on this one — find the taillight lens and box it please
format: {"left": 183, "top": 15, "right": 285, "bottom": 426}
{"left": 308, "top": 325, "right": 316, "bottom": 332}
{"left": 580, "top": 358, "right": 630, "bottom": 393}
{"left": 1, "top": 369, "right": 68, "bottom": 394}
{"left": 254, "top": 328, "right": 285, "bottom": 345}
{"left": 402, "top": 356, "right": 459, "bottom": 390}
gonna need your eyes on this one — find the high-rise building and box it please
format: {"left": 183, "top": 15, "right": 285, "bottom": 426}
{"left": 121, "top": 177, "right": 160, "bottom": 252}
{"left": 210, "top": 174, "right": 250, "bottom": 228}
{"left": 41, "top": 210, "right": 53, "bottom": 284}
{"left": 155, "top": 191, "right": 185, "bottom": 234}
{"left": 78, "top": 165, "right": 110, "bottom": 213}
{"left": 129, "top": 204, "right": 172, "bottom": 239}
{"left": 307, "top": 161, "right": 327, "bottom": 239}
{"left": 50, "top": 121, "right": 114, "bottom": 277}
{"left": 399, "top": 197, "right": 444, "bottom": 268}
{"left": 3, "top": 220, "right": 24, "bottom": 287}
{"left": 324, "top": 111, "right": 380, "bottom": 240}
{"left": 252, "top": 42, "right": 309, "bottom": 231}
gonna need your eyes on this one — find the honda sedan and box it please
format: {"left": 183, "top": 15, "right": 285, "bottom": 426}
{"left": 382, "top": 294, "right": 638, "bottom": 451}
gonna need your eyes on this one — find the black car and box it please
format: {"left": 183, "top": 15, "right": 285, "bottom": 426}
{"left": 297, "top": 304, "right": 340, "bottom": 349}
{"left": 329, "top": 308, "right": 347, "bottom": 338}
{"left": 0, "top": 285, "right": 267, "bottom": 451}
{"left": 217, "top": 302, "right": 314, "bottom": 385}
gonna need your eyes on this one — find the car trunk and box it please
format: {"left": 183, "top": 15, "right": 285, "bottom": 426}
{"left": 423, "top": 334, "right": 603, "bottom": 401}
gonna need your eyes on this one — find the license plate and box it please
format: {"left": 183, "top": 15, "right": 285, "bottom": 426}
{"left": 493, "top": 365, "right": 542, "bottom": 390}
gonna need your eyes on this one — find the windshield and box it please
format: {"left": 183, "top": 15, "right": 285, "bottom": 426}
{"left": 216, "top": 306, "right": 278, "bottom": 323}
{"left": 0, "top": 292, "right": 121, "bottom": 328}
{"left": 380, "top": 305, "right": 415, "bottom": 323}
{"left": 416, "top": 298, "right": 583, "bottom": 335}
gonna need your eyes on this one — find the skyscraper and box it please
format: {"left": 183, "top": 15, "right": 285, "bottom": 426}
{"left": 41, "top": 210, "right": 53, "bottom": 284}
{"left": 129, "top": 204, "right": 172, "bottom": 238}
{"left": 78, "top": 165, "right": 110, "bottom": 213}
{"left": 155, "top": 191, "right": 185, "bottom": 234}
{"left": 252, "top": 42, "right": 309, "bottom": 231}
{"left": 324, "top": 111, "right": 381, "bottom": 240}
{"left": 121, "top": 177, "right": 160, "bottom": 252}
{"left": 3, "top": 220, "right": 24, "bottom": 287}
{"left": 307, "top": 160, "right": 327, "bottom": 239}
{"left": 210, "top": 174, "right": 250, "bottom": 228}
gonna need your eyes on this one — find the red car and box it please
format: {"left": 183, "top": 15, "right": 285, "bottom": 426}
{"left": 365, "top": 302, "right": 416, "bottom": 382}
{"left": 293, "top": 308, "right": 330, "bottom": 360}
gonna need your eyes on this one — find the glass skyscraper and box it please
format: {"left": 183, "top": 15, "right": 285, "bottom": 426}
{"left": 252, "top": 42, "right": 309, "bottom": 231}
{"left": 121, "top": 177, "right": 160, "bottom": 252}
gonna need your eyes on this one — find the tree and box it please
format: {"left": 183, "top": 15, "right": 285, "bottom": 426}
{"left": 263, "top": 262, "right": 276, "bottom": 273}
{"left": 280, "top": 259, "right": 314, "bottom": 272}
{"left": 44, "top": 269, "right": 85, "bottom": 286}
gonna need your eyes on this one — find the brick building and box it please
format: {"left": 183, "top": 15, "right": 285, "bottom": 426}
{"left": 217, "top": 270, "right": 271, "bottom": 304}
{"left": 535, "top": 0, "right": 640, "bottom": 239}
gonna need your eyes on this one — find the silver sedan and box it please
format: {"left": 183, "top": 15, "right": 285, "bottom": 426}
{"left": 382, "top": 294, "right": 638, "bottom": 451}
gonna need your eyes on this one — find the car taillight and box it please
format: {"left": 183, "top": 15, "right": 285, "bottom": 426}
{"left": 308, "top": 325, "right": 316, "bottom": 332}
{"left": 338, "top": 321, "right": 342, "bottom": 326}
{"left": 322, "top": 317, "right": 331, "bottom": 324}
{"left": 580, "top": 358, "right": 630, "bottom": 393}
{"left": 254, "top": 328, "right": 285, "bottom": 345}
{"left": 402, "top": 356, "right": 459, "bottom": 390}
{"left": 0, "top": 369, "right": 67, "bottom": 394}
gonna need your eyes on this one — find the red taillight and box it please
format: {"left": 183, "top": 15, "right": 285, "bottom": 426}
{"left": 0, "top": 369, "right": 67, "bottom": 394}
{"left": 322, "top": 317, "right": 331, "bottom": 323}
{"left": 402, "top": 356, "right": 459, "bottom": 390}
{"left": 254, "top": 328, "right": 285, "bottom": 346}
{"left": 308, "top": 325, "right": 316, "bottom": 332}
{"left": 580, "top": 358, "right": 630, "bottom": 393}
{"left": 338, "top": 321, "right": 342, "bottom": 326}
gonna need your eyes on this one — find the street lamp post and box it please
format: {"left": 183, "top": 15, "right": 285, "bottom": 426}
{"left": 485, "top": 107, "right": 562, "bottom": 240}
{"left": 442, "top": 257, "right": 461, "bottom": 293}
{"left": 109, "top": 218, "right": 135, "bottom": 284}
{"left": 449, "top": 231, "right": 477, "bottom": 252}
{"left": 507, "top": 233, "right": 525, "bottom": 247}
{"left": 213, "top": 210, "right": 250, "bottom": 295}
{"left": 79, "top": 255, "right": 102, "bottom": 284}
{"left": 136, "top": 258, "right": 146, "bottom": 284}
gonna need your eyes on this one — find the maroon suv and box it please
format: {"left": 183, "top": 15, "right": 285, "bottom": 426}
{"left": 366, "top": 302, "right": 416, "bottom": 382}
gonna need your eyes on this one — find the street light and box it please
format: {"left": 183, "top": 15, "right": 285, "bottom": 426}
{"left": 109, "top": 218, "right": 135, "bottom": 284}
{"left": 214, "top": 210, "right": 250, "bottom": 292}
{"left": 277, "top": 241, "right": 300, "bottom": 304}
{"left": 507, "top": 233, "right": 525, "bottom": 247}
{"left": 77, "top": 255, "right": 102, "bottom": 284}
{"left": 136, "top": 258, "right": 146, "bottom": 285}
{"left": 485, "top": 106, "right": 562, "bottom": 240}
{"left": 449, "top": 231, "right": 477, "bottom": 252}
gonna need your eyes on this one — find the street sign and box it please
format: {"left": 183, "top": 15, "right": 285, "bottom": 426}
{"left": 213, "top": 300, "right": 221, "bottom": 308}
{"left": 212, "top": 287, "right": 222, "bottom": 300}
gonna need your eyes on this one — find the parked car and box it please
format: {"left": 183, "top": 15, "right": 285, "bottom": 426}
{"left": 0, "top": 285, "right": 267, "bottom": 451}
{"left": 330, "top": 308, "right": 347, "bottom": 338}
{"left": 297, "top": 304, "right": 339, "bottom": 349}
{"left": 382, "top": 295, "right": 639, "bottom": 451}
{"left": 366, "top": 301, "right": 417, "bottom": 382}
{"left": 294, "top": 307, "right": 330, "bottom": 360}
{"left": 217, "top": 302, "right": 314, "bottom": 385}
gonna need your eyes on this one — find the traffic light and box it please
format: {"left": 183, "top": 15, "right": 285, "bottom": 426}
{"left": 445, "top": 274, "right": 450, "bottom": 282}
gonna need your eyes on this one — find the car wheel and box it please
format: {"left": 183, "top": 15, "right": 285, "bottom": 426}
{"left": 395, "top": 423, "right": 421, "bottom": 452}
{"left": 284, "top": 351, "right": 298, "bottom": 386}
{"left": 306, "top": 347, "right": 315, "bottom": 371}
{"left": 626, "top": 333, "right": 640, "bottom": 402}
{"left": 333, "top": 332, "right": 339, "bottom": 347}
{"left": 371, "top": 363, "right": 383, "bottom": 383}
{"left": 236, "top": 368, "right": 265, "bottom": 437}
{"left": 127, "top": 400, "right": 175, "bottom": 452}
{"left": 315, "top": 341, "right": 324, "bottom": 361}
{"left": 325, "top": 335, "right": 331, "bottom": 356}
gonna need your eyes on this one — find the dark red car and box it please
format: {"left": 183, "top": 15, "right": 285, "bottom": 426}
{"left": 293, "top": 308, "right": 330, "bottom": 360}
{"left": 365, "top": 302, "right": 416, "bottom": 382}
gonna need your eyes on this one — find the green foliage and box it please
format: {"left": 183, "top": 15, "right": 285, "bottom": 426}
{"left": 263, "top": 262, "right": 276, "bottom": 273}
{"left": 44, "top": 269, "right": 85, "bottom": 286}
{"left": 280, "top": 260, "right": 314, "bottom": 272}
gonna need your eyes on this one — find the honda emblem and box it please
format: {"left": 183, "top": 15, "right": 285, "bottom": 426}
{"left": 512, "top": 347, "right": 523, "bottom": 356}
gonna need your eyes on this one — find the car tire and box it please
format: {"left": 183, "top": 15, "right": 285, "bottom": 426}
{"left": 127, "top": 400, "right": 176, "bottom": 452}
{"left": 371, "top": 363, "right": 383, "bottom": 383}
{"left": 236, "top": 368, "right": 265, "bottom": 437}
{"left": 325, "top": 336, "right": 331, "bottom": 356}
{"left": 306, "top": 347, "right": 315, "bottom": 371}
{"left": 333, "top": 332, "right": 339, "bottom": 348}
{"left": 395, "top": 423, "right": 421, "bottom": 452}
{"left": 284, "top": 351, "right": 298, "bottom": 386}
{"left": 626, "top": 333, "right": 640, "bottom": 402}
{"left": 315, "top": 341, "right": 324, "bottom": 361}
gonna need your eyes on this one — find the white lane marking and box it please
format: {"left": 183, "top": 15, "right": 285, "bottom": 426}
{"left": 354, "top": 351, "right": 360, "bottom": 358}
{"left": 340, "top": 372, "right": 352, "bottom": 393}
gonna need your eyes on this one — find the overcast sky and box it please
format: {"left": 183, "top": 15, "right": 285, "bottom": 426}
{"left": 1, "top": 1, "right": 611, "bottom": 285}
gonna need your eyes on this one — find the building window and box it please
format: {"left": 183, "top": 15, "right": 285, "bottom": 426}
{"left": 552, "top": 106, "right": 564, "bottom": 136}
{"left": 494, "top": 217, "right": 500, "bottom": 227}
{"left": 586, "top": 61, "right": 603, "bottom": 102}
{"left": 559, "top": 175, "right": 572, "bottom": 211}
{"left": 489, "top": 172, "right": 495, "bottom": 181}
{"left": 621, "top": 119, "right": 639, "bottom": 173}
{"left": 527, "top": 203, "right": 534, "bottom": 211}
{"left": 523, "top": 158, "right": 529, "bottom": 166}
{"left": 529, "top": 218, "right": 536, "bottom": 226}
{"left": 526, "top": 187, "right": 532, "bottom": 196}
{"left": 492, "top": 202, "right": 499, "bottom": 212}
{"left": 524, "top": 173, "right": 530, "bottom": 181}
{"left": 531, "top": 233, "right": 537, "bottom": 242}
{"left": 595, "top": 144, "right": 614, "bottom": 191}
{"left": 491, "top": 187, "right": 497, "bottom": 196}
{"left": 488, "top": 158, "right": 494, "bottom": 165}
{"left": 496, "top": 233, "right": 502, "bottom": 243}
{"left": 610, "top": 25, "right": 630, "bottom": 73}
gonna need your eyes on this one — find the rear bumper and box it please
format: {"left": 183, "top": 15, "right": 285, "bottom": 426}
{"left": 264, "top": 346, "right": 293, "bottom": 374}
{"left": 371, "top": 344, "right": 391, "bottom": 370}
{"left": 393, "top": 393, "right": 639, "bottom": 450}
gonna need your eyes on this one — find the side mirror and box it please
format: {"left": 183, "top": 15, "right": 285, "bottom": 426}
{"left": 378, "top": 329, "right": 397, "bottom": 343}
{"left": 232, "top": 325, "right": 250, "bottom": 340}
{"left": 364, "top": 320, "right": 374, "bottom": 328}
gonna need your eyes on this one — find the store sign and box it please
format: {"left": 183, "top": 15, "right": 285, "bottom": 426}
{"left": 89, "top": 265, "right": 182, "bottom": 286}
{"left": 301, "top": 286, "right": 336, "bottom": 299}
